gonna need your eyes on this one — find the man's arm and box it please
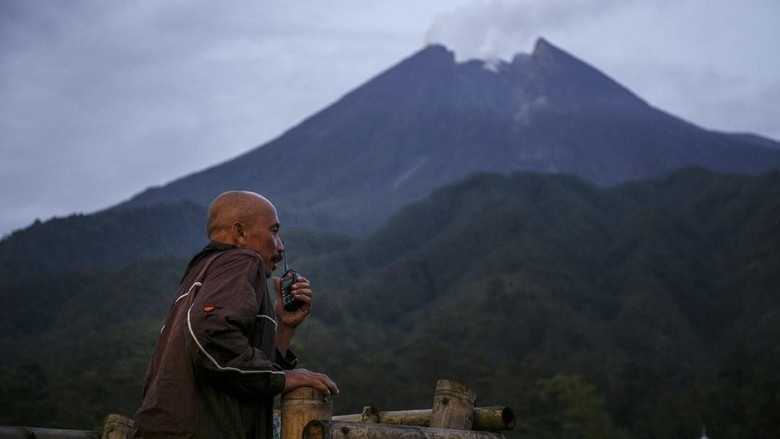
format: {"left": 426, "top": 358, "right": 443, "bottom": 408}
{"left": 272, "top": 275, "right": 312, "bottom": 356}
{"left": 272, "top": 276, "right": 339, "bottom": 395}
{"left": 186, "top": 252, "right": 287, "bottom": 397}
{"left": 284, "top": 368, "right": 339, "bottom": 395}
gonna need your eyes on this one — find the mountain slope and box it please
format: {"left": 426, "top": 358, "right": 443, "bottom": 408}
{"left": 4, "top": 169, "right": 778, "bottom": 437}
{"left": 112, "top": 38, "right": 780, "bottom": 235}
{"left": 3, "top": 36, "right": 780, "bottom": 437}
{"left": 292, "top": 168, "right": 780, "bottom": 437}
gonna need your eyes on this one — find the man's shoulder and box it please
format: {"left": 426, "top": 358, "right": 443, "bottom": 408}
{"left": 211, "top": 247, "right": 262, "bottom": 265}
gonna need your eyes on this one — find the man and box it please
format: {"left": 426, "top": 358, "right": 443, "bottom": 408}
{"left": 133, "top": 191, "right": 338, "bottom": 438}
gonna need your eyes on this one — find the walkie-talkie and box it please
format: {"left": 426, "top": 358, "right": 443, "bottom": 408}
{"left": 280, "top": 242, "right": 303, "bottom": 311}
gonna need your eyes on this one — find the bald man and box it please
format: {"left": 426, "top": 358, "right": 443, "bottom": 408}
{"left": 133, "top": 191, "right": 338, "bottom": 438}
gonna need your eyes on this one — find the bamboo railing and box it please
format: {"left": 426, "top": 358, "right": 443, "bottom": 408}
{"left": 283, "top": 379, "right": 515, "bottom": 439}
{"left": 0, "top": 379, "right": 513, "bottom": 439}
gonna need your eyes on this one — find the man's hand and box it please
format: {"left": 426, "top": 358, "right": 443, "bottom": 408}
{"left": 273, "top": 275, "right": 312, "bottom": 328}
{"left": 284, "top": 368, "right": 339, "bottom": 396}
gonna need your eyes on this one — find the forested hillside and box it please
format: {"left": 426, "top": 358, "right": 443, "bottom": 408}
{"left": 2, "top": 168, "right": 778, "bottom": 438}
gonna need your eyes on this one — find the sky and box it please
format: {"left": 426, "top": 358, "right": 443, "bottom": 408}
{"left": 1, "top": 0, "right": 779, "bottom": 238}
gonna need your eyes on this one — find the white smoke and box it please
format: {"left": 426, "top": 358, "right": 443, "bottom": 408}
{"left": 425, "top": 0, "right": 645, "bottom": 62}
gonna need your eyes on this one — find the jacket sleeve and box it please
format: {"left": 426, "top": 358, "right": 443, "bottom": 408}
{"left": 276, "top": 348, "right": 298, "bottom": 370}
{"left": 184, "top": 250, "right": 286, "bottom": 399}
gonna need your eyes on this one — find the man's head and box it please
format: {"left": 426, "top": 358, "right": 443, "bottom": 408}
{"left": 206, "top": 191, "right": 284, "bottom": 278}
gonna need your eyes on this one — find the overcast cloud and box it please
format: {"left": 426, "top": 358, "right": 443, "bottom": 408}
{"left": 1, "top": 0, "right": 778, "bottom": 237}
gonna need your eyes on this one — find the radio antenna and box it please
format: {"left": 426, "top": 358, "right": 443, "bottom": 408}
{"left": 282, "top": 237, "right": 289, "bottom": 272}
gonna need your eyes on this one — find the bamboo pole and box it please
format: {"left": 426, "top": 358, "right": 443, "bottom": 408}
{"left": 332, "top": 406, "right": 515, "bottom": 431}
{"left": 281, "top": 387, "right": 333, "bottom": 439}
{"left": 473, "top": 407, "right": 515, "bottom": 431}
{"left": 0, "top": 426, "right": 99, "bottom": 438}
{"left": 101, "top": 413, "right": 134, "bottom": 439}
{"left": 430, "top": 380, "right": 477, "bottom": 430}
{"left": 303, "top": 420, "right": 506, "bottom": 439}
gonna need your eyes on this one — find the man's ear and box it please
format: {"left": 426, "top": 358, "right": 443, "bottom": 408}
{"left": 232, "top": 222, "right": 247, "bottom": 247}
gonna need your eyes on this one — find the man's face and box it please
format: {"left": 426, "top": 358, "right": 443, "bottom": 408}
{"left": 243, "top": 204, "right": 284, "bottom": 278}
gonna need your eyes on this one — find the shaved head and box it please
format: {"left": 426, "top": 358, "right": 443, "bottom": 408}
{"left": 206, "top": 191, "right": 275, "bottom": 242}
{"left": 205, "top": 191, "right": 284, "bottom": 277}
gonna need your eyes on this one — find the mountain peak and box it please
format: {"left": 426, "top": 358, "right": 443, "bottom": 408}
{"left": 110, "top": 38, "right": 780, "bottom": 235}
{"left": 525, "top": 37, "right": 647, "bottom": 110}
{"left": 531, "top": 37, "right": 557, "bottom": 57}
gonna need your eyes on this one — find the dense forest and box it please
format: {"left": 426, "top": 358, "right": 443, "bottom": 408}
{"left": 1, "top": 168, "right": 779, "bottom": 438}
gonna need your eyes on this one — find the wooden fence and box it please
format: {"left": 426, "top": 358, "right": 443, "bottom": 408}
{"left": 282, "top": 379, "right": 514, "bottom": 439}
{"left": 0, "top": 379, "right": 514, "bottom": 439}
{"left": 0, "top": 414, "right": 129, "bottom": 439}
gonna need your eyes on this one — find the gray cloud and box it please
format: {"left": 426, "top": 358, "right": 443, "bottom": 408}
{"left": 427, "top": 0, "right": 780, "bottom": 136}
{"left": 1, "top": 0, "right": 778, "bottom": 237}
{"left": 425, "top": 0, "right": 654, "bottom": 61}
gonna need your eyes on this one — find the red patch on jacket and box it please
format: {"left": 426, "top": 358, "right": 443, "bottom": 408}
{"left": 203, "top": 306, "right": 216, "bottom": 312}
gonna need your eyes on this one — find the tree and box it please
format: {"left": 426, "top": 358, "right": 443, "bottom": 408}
{"left": 518, "top": 374, "right": 626, "bottom": 439}
{"left": 0, "top": 362, "right": 55, "bottom": 425}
